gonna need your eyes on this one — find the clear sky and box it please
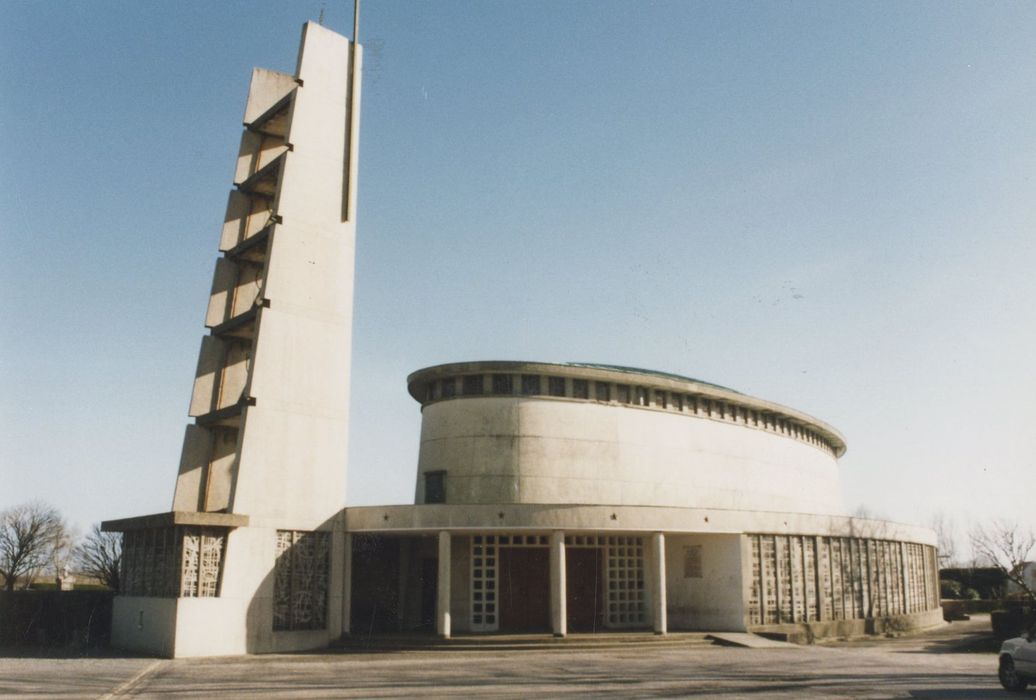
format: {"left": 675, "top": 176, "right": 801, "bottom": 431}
{"left": 2, "top": 1, "right": 1033, "bottom": 555}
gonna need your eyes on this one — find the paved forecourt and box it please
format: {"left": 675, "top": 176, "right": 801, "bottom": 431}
{"left": 0, "top": 618, "right": 1016, "bottom": 699}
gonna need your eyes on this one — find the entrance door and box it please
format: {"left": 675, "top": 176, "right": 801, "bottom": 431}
{"left": 499, "top": 547, "right": 550, "bottom": 631}
{"left": 567, "top": 547, "right": 604, "bottom": 632}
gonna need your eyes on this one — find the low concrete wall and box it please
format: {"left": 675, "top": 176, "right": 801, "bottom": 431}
{"left": 749, "top": 607, "right": 944, "bottom": 643}
{"left": 111, "top": 596, "right": 178, "bottom": 657}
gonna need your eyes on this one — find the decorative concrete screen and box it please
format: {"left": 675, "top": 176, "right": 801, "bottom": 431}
{"left": 273, "top": 530, "right": 330, "bottom": 631}
{"left": 121, "top": 527, "right": 226, "bottom": 598}
{"left": 746, "top": 534, "right": 939, "bottom": 626}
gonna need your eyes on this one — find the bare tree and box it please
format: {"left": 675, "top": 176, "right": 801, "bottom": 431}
{"left": 0, "top": 502, "right": 69, "bottom": 591}
{"left": 970, "top": 520, "right": 1036, "bottom": 605}
{"left": 931, "top": 511, "right": 958, "bottom": 567}
{"left": 76, "top": 524, "right": 122, "bottom": 591}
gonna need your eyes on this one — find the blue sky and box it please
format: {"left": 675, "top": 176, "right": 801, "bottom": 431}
{"left": 2, "top": 1, "right": 1033, "bottom": 553}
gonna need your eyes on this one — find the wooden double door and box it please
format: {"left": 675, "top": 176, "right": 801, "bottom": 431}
{"left": 497, "top": 546, "right": 604, "bottom": 632}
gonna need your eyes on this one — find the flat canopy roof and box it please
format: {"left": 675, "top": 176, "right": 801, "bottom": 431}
{"left": 102, "top": 510, "right": 249, "bottom": 532}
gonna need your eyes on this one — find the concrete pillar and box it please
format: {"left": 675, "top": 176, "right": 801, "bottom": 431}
{"left": 341, "top": 533, "right": 353, "bottom": 635}
{"left": 550, "top": 531, "right": 567, "bottom": 637}
{"left": 437, "top": 531, "right": 451, "bottom": 638}
{"left": 651, "top": 532, "right": 667, "bottom": 635}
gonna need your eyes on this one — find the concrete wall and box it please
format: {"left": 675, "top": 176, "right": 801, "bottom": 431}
{"left": 111, "top": 597, "right": 178, "bottom": 657}
{"left": 416, "top": 397, "right": 844, "bottom": 515}
{"left": 664, "top": 533, "right": 745, "bottom": 631}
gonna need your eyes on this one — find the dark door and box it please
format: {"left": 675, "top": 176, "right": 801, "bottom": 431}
{"left": 499, "top": 547, "right": 550, "bottom": 631}
{"left": 567, "top": 548, "right": 604, "bottom": 632}
{"left": 419, "top": 557, "right": 437, "bottom": 631}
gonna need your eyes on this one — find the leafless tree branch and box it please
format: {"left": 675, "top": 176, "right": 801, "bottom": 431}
{"left": 75, "top": 524, "right": 122, "bottom": 591}
{"left": 0, "top": 502, "right": 69, "bottom": 591}
{"left": 970, "top": 519, "right": 1036, "bottom": 605}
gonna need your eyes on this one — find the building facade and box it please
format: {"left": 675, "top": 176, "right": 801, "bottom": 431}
{"left": 103, "top": 23, "right": 942, "bottom": 658}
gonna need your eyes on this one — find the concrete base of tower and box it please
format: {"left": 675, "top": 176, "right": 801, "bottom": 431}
{"left": 105, "top": 522, "right": 346, "bottom": 658}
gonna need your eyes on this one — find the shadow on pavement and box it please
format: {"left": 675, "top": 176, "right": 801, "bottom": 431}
{"left": 910, "top": 689, "right": 1036, "bottom": 698}
{"left": 0, "top": 644, "right": 152, "bottom": 659}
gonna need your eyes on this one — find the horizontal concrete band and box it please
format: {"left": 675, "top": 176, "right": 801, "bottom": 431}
{"left": 342, "top": 504, "right": 937, "bottom": 546}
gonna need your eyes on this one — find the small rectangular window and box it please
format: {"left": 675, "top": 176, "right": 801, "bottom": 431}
{"left": 655, "top": 391, "right": 667, "bottom": 409}
{"left": 617, "top": 385, "right": 631, "bottom": 403}
{"left": 425, "top": 471, "right": 446, "bottom": 504}
{"left": 462, "top": 375, "right": 483, "bottom": 395}
{"left": 548, "top": 377, "right": 565, "bottom": 397}
{"left": 521, "top": 374, "right": 541, "bottom": 395}
{"left": 572, "top": 379, "right": 589, "bottom": 399}
{"left": 635, "top": 387, "right": 648, "bottom": 406}
{"left": 595, "top": 383, "right": 611, "bottom": 402}
{"left": 683, "top": 545, "right": 703, "bottom": 578}
{"left": 491, "top": 374, "right": 513, "bottom": 395}
{"left": 441, "top": 378, "right": 456, "bottom": 398}
{"left": 674, "top": 394, "right": 684, "bottom": 411}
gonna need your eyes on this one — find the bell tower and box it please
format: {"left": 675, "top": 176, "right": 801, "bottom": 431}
{"left": 104, "top": 20, "right": 362, "bottom": 657}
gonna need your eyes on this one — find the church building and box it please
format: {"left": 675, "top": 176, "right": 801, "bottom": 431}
{"left": 103, "top": 21, "right": 943, "bottom": 658}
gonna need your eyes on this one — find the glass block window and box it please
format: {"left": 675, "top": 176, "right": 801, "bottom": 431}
{"left": 470, "top": 535, "right": 499, "bottom": 631}
{"left": 462, "top": 375, "right": 483, "bottom": 395}
{"left": 548, "top": 377, "right": 566, "bottom": 397}
{"left": 520, "top": 374, "right": 541, "bottom": 395}
{"left": 595, "top": 382, "right": 611, "bottom": 402}
{"left": 273, "top": 530, "right": 330, "bottom": 631}
{"left": 491, "top": 374, "right": 513, "bottom": 395}
{"left": 605, "top": 536, "right": 645, "bottom": 627}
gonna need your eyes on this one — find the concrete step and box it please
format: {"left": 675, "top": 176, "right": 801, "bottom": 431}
{"left": 331, "top": 631, "right": 718, "bottom": 653}
{"left": 706, "top": 632, "right": 801, "bottom": 648}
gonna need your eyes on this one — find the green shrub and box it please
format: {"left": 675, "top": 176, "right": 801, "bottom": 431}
{"left": 940, "top": 579, "right": 962, "bottom": 599}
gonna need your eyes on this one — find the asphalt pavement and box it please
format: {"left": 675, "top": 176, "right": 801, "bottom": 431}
{"left": 1, "top": 614, "right": 1029, "bottom": 699}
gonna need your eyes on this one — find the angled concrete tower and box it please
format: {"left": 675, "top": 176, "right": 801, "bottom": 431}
{"left": 104, "top": 20, "right": 362, "bottom": 657}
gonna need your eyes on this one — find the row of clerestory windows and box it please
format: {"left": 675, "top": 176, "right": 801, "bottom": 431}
{"left": 425, "top": 373, "right": 835, "bottom": 455}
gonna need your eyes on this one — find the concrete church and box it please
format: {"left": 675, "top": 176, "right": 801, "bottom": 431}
{"left": 103, "top": 21, "right": 943, "bottom": 658}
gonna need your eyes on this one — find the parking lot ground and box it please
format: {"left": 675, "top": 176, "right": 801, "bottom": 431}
{"left": 2, "top": 615, "right": 1030, "bottom": 699}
